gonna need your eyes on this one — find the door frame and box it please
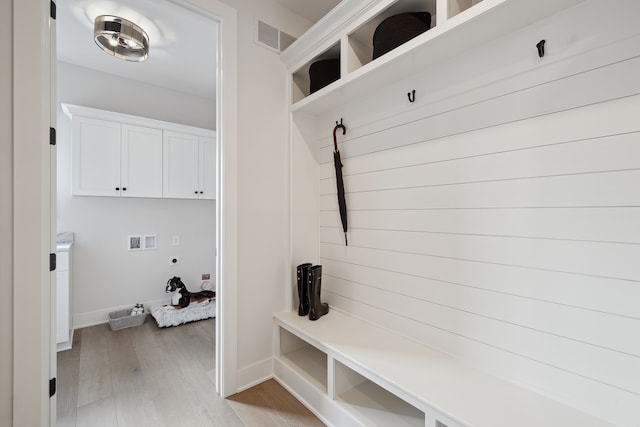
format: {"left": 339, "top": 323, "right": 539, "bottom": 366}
{"left": 166, "top": 0, "right": 239, "bottom": 398}
{"left": 12, "top": 0, "right": 238, "bottom": 423}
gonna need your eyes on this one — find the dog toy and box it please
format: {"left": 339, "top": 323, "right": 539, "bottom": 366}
{"left": 165, "top": 276, "right": 216, "bottom": 309}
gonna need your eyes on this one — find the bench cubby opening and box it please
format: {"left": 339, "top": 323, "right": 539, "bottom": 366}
{"left": 278, "top": 326, "right": 328, "bottom": 393}
{"left": 332, "top": 359, "right": 425, "bottom": 427}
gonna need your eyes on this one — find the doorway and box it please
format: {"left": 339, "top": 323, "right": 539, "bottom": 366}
{"left": 52, "top": 0, "right": 238, "bottom": 420}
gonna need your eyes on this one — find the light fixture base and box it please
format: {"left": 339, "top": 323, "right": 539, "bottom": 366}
{"left": 94, "top": 15, "right": 149, "bottom": 62}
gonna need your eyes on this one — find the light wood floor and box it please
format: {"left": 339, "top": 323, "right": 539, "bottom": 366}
{"left": 57, "top": 318, "right": 324, "bottom": 427}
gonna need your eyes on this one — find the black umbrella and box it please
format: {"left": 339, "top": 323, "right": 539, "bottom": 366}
{"left": 333, "top": 119, "right": 348, "bottom": 245}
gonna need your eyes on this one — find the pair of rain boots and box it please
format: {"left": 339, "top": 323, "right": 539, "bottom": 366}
{"left": 296, "top": 263, "right": 329, "bottom": 321}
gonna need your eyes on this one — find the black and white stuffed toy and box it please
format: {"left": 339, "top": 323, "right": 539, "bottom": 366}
{"left": 165, "top": 276, "right": 215, "bottom": 309}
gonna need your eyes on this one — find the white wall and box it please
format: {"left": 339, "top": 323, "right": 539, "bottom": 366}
{"left": 0, "top": 1, "right": 13, "bottom": 423}
{"left": 293, "top": 0, "right": 640, "bottom": 425}
{"left": 58, "top": 61, "right": 216, "bottom": 130}
{"left": 215, "top": 0, "right": 313, "bottom": 389}
{"left": 57, "top": 61, "right": 217, "bottom": 326}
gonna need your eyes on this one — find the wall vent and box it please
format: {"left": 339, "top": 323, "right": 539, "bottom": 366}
{"left": 255, "top": 18, "right": 297, "bottom": 53}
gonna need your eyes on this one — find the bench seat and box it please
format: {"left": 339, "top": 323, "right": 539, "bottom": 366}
{"left": 274, "top": 310, "right": 611, "bottom": 427}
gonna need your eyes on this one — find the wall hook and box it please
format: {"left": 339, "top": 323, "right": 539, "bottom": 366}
{"left": 407, "top": 90, "right": 416, "bottom": 103}
{"left": 536, "top": 39, "right": 546, "bottom": 58}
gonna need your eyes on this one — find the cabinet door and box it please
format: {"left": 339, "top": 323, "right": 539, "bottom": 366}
{"left": 72, "top": 117, "right": 121, "bottom": 196}
{"left": 199, "top": 136, "right": 216, "bottom": 199}
{"left": 163, "top": 131, "right": 200, "bottom": 199}
{"left": 121, "top": 124, "right": 163, "bottom": 198}
{"left": 56, "top": 270, "right": 69, "bottom": 344}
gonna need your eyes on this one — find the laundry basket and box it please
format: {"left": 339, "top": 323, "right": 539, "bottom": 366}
{"left": 108, "top": 308, "right": 146, "bottom": 331}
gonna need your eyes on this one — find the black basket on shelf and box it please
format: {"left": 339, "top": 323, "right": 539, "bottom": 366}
{"left": 372, "top": 12, "right": 432, "bottom": 60}
{"left": 309, "top": 58, "right": 340, "bottom": 94}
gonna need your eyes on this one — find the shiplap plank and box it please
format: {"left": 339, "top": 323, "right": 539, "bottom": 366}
{"left": 320, "top": 169, "right": 640, "bottom": 210}
{"left": 320, "top": 258, "right": 640, "bottom": 355}
{"left": 324, "top": 294, "right": 640, "bottom": 427}
{"left": 319, "top": 243, "right": 640, "bottom": 319}
{"left": 320, "top": 133, "right": 640, "bottom": 196}
{"left": 320, "top": 227, "right": 640, "bottom": 281}
{"left": 317, "top": 56, "right": 640, "bottom": 163}
{"left": 319, "top": 94, "right": 640, "bottom": 179}
{"left": 321, "top": 278, "right": 640, "bottom": 395}
{"left": 320, "top": 208, "right": 640, "bottom": 244}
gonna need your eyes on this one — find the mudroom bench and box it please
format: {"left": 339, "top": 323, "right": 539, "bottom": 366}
{"left": 273, "top": 310, "right": 611, "bottom": 427}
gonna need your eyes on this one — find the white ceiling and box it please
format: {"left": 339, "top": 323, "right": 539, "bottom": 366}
{"left": 57, "top": 0, "right": 341, "bottom": 100}
{"left": 57, "top": 0, "right": 219, "bottom": 99}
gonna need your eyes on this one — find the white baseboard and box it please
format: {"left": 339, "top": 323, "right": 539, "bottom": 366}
{"left": 72, "top": 298, "right": 169, "bottom": 330}
{"left": 236, "top": 357, "right": 274, "bottom": 393}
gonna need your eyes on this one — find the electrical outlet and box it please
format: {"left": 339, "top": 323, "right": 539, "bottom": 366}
{"left": 172, "top": 235, "right": 180, "bottom": 246}
{"left": 169, "top": 256, "right": 179, "bottom": 265}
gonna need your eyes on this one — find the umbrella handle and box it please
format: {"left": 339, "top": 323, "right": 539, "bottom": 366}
{"left": 333, "top": 119, "right": 346, "bottom": 151}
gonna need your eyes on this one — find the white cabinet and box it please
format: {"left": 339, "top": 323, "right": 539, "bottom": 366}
{"left": 71, "top": 117, "right": 162, "bottom": 198}
{"left": 163, "top": 131, "right": 216, "bottom": 199}
{"left": 121, "top": 124, "right": 163, "bottom": 198}
{"left": 71, "top": 116, "right": 121, "bottom": 196}
{"left": 56, "top": 235, "right": 73, "bottom": 352}
{"left": 64, "top": 104, "right": 215, "bottom": 200}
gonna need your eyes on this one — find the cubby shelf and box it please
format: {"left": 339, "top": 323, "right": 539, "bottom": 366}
{"left": 333, "top": 360, "right": 425, "bottom": 427}
{"left": 278, "top": 328, "right": 328, "bottom": 393}
{"left": 282, "top": 0, "right": 586, "bottom": 115}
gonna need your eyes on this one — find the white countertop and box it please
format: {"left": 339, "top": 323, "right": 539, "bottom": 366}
{"left": 56, "top": 232, "right": 74, "bottom": 251}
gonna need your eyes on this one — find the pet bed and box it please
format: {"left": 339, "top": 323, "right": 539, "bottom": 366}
{"left": 151, "top": 298, "right": 216, "bottom": 328}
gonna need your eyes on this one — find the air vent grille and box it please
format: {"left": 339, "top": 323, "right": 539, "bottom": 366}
{"left": 256, "top": 19, "right": 297, "bottom": 53}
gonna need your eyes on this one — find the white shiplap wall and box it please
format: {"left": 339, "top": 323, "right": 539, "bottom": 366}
{"left": 294, "top": 1, "right": 640, "bottom": 424}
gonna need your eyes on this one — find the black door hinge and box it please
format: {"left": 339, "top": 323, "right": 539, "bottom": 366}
{"left": 50, "top": 1, "right": 56, "bottom": 19}
{"left": 49, "top": 377, "right": 56, "bottom": 397}
{"left": 50, "top": 127, "right": 56, "bottom": 146}
{"left": 50, "top": 253, "right": 56, "bottom": 272}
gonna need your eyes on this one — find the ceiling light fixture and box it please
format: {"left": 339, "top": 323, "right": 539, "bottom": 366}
{"left": 94, "top": 15, "right": 149, "bottom": 62}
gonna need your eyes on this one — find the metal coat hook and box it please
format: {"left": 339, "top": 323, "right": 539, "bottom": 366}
{"left": 333, "top": 119, "right": 346, "bottom": 151}
{"left": 407, "top": 90, "right": 416, "bottom": 103}
{"left": 536, "top": 39, "right": 546, "bottom": 58}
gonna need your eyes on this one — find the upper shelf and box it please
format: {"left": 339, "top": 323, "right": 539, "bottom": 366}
{"left": 282, "top": 0, "right": 586, "bottom": 115}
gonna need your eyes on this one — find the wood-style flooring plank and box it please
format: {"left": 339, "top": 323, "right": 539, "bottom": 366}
{"left": 228, "top": 379, "right": 326, "bottom": 427}
{"left": 259, "top": 379, "right": 326, "bottom": 427}
{"left": 75, "top": 396, "right": 118, "bottom": 427}
{"left": 58, "top": 317, "right": 322, "bottom": 427}
{"left": 77, "top": 324, "right": 113, "bottom": 407}
{"left": 57, "top": 330, "right": 82, "bottom": 426}
{"left": 105, "top": 326, "right": 162, "bottom": 427}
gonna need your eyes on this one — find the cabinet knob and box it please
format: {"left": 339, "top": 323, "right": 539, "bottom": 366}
{"left": 194, "top": 190, "right": 198, "bottom": 194}
{"left": 200, "top": 191, "right": 203, "bottom": 194}
{"left": 115, "top": 187, "right": 120, "bottom": 191}
{"left": 123, "top": 187, "right": 127, "bottom": 191}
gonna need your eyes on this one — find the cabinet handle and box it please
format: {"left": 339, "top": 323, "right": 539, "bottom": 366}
{"left": 200, "top": 191, "right": 203, "bottom": 194}
{"left": 194, "top": 190, "right": 198, "bottom": 194}
{"left": 115, "top": 187, "right": 120, "bottom": 191}
{"left": 123, "top": 187, "right": 127, "bottom": 191}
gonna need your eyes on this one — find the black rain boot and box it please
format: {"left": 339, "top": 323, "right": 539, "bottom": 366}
{"left": 308, "top": 265, "right": 329, "bottom": 321}
{"left": 297, "top": 263, "right": 312, "bottom": 316}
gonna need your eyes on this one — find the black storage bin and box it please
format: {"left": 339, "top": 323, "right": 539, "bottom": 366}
{"left": 372, "top": 12, "right": 431, "bottom": 60}
{"left": 309, "top": 59, "right": 340, "bottom": 94}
